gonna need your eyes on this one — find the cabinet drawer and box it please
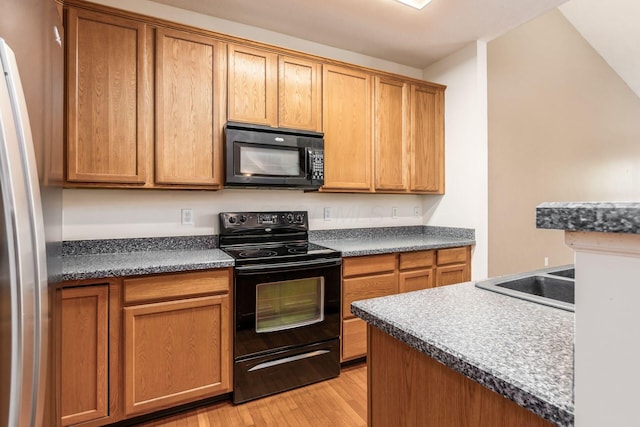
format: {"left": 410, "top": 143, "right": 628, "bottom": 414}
{"left": 342, "top": 318, "right": 367, "bottom": 361}
{"left": 343, "top": 272, "right": 397, "bottom": 319}
{"left": 437, "top": 247, "right": 468, "bottom": 266}
{"left": 124, "top": 269, "right": 231, "bottom": 304}
{"left": 399, "top": 250, "right": 435, "bottom": 270}
{"left": 343, "top": 254, "right": 396, "bottom": 277}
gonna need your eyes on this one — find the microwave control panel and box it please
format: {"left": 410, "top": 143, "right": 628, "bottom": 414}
{"left": 309, "top": 150, "right": 324, "bottom": 181}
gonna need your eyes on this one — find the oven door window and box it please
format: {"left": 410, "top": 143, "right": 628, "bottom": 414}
{"left": 255, "top": 277, "right": 324, "bottom": 333}
{"left": 238, "top": 144, "right": 302, "bottom": 177}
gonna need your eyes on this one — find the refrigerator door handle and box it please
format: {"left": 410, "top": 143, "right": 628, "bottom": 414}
{"left": 0, "top": 39, "right": 49, "bottom": 427}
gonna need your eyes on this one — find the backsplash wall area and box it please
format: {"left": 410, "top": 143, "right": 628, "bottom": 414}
{"left": 62, "top": 189, "right": 428, "bottom": 240}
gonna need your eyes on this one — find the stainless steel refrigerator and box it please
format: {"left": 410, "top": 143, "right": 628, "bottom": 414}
{"left": 1, "top": 0, "right": 63, "bottom": 425}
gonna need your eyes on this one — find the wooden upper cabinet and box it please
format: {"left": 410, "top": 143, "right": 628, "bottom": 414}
{"left": 155, "top": 28, "right": 226, "bottom": 187}
{"left": 410, "top": 84, "right": 445, "bottom": 193}
{"left": 227, "top": 44, "right": 278, "bottom": 127}
{"left": 66, "top": 8, "right": 149, "bottom": 184}
{"left": 278, "top": 56, "right": 322, "bottom": 131}
{"left": 374, "top": 76, "right": 409, "bottom": 191}
{"left": 322, "top": 65, "right": 372, "bottom": 191}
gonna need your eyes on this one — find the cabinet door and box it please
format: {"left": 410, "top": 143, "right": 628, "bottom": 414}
{"left": 342, "top": 318, "right": 367, "bottom": 361}
{"left": 410, "top": 84, "right": 444, "bottom": 193}
{"left": 227, "top": 44, "right": 277, "bottom": 126}
{"left": 322, "top": 65, "right": 372, "bottom": 191}
{"left": 66, "top": 8, "right": 149, "bottom": 184}
{"left": 342, "top": 272, "right": 397, "bottom": 319}
{"left": 155, "top": 28, "right": 226, "bottom": 186}
{"left": 278, "top": 56, "right": 322, "bottom": 131}
{"left": 123, "top": 295, "right": 231, "bottom": 416}
{"left": 58, "top": 285, "right": 109, "bottom": 426}
{"left": 374, "top": 76, "right": 409, "bottom": 191}
{"left": 436, "top": 264, "right": 470, "bottom": 287}
{"left": 399, "top": 268, "right": 434, "bottom": 293}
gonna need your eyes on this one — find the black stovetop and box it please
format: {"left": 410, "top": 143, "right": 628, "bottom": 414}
{"left": 218, "top": 211, "right": 340, "bottom": 266}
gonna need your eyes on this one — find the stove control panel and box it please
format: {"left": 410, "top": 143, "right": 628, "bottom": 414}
{"left": 220, "top": 211, "right": 308, "bottom": 231}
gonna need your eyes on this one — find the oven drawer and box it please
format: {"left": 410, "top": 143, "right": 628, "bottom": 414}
{"left": 124, "top": 269, "right": 231, "bottom": 304}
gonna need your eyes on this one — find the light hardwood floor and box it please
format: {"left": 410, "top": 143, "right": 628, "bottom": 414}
{"left": 139, "top": 363, "right": 367, "bottom": 427}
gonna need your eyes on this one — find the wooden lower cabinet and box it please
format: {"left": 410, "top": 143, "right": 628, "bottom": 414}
{"left": 436, "top": 246, "right": 471, "bottom": 287}
{"left": 342, "top": 318, "right": 368, "bottom": 361}
{"left": 57, "top": 285, "right": 110, "bottom": 426}
{"left": 399, "top": 268, "right": 434, "bottom": 293}
{"left": 341, "top": 247, "right": 471, "bottom": 361}
{"left": 368, "top": 326, "right": 553, "bottom": 426}
{"left": 55, "top": 268, "right": 232, "bottom": 426}
{"left": 123, "top": 295, "right": 231, "bottom": 416}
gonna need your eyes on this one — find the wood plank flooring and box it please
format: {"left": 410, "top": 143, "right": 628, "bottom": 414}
{"left": 139, "top": 363, "right": 367, "bottom": 427}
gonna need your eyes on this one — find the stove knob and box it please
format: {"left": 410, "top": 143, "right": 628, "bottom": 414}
{"left": 286, "top": 213, "right": 294, "bottom": 223}
{"left": 295, "top": 214, "right": 303, "bottom": 223}
{"left": 228, "top": 216, "right": 236, "bottom": 224}
{"left": 239, "top": 215, "right": 247, "bottom": 223}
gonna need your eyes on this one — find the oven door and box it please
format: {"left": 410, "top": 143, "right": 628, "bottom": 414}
{"left": 234, "top": 258, "right": 341, "bottom": 360}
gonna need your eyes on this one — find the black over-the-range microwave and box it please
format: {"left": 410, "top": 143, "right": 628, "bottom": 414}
{"left": 224, "top": 122, "right": 324, "bottom": 190}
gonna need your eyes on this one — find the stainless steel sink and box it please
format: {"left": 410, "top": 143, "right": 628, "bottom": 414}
{"left": 475, "top": 265, "right": 575, "bottom": 312}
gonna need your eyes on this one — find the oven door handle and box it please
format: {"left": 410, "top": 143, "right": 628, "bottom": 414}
{"left": 235, "top": 258, "right": 341, "bottom": 274}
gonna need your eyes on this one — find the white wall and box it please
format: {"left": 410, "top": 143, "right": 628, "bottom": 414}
{"left": 63, "top": 189, "right": 425, "bottom": 239}
{"left": 422, "top": 42, "right": 489, "bottom": 280}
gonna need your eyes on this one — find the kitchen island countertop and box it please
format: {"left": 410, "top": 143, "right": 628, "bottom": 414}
{"left": 352, "top": 281, "right": 574, "bottom": 426}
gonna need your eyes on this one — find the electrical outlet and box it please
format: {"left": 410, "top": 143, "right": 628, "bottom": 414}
{"left": 181, "top": 208, "right": 194, "bottom": 225}
{"left": 544, "top": 257, "right": 549, "bottom": 267}
{"left": 392, "top": 207, "right": 398, "bottom": 219}
{"left": 413, "top": 206, "right": 421, "bottom": 217}
{"left": 324, "top": 207, "right": 332, "bottom": 221}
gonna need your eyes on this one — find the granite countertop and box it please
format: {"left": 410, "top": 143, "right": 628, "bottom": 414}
{"left": 352, "top": 282, "right": 574, "bottom": 427}
{"left": 61, "top": 236, "right": 234, "bottom": 281}
{"left": 311, "top": 225, "right": 475, "bottom": 257}
{"left": 62, "top": 225, "right": 475, "bottom": 281}
{"left": 537, "top": 201, "right": 640, "bottom": 234}
{"left": 62, "top": 249, "right": 234, "bottom": 281}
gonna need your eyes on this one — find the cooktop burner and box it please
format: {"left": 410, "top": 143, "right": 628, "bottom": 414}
{"left": 238, "top": 249, "right": 278, "bottom": 258}
{"left": 218, "top": 211, "right": 340, "bottom": 266}
{"left": 223, "top": 242, "right": 337, "bottom": 262}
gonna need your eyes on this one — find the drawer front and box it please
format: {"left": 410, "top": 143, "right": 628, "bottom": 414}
{"left": 343, "top": 272, "right": 397, "bottom": 319}
{"left": 399, "top": 250, "right": 435, "bottom": 270}
{"left": 342, "top": 318, "right": 367, "bottom": 361}
{"left": 124, "top": 269, "right": 231, "bottom": 304}
{"left": 343, "top": 254, "right": 396, "bottom": 277}
{"left": 437, "top": 247, "right": 468, "bottom": 266}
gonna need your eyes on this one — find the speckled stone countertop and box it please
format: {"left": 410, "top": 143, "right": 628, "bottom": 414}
{"left": 352, "top": 282, "right": 574, "bottom": 427}
{"left": 311, "top": 225, "right": 475, "bottom": 257}
{"left": 62, "top": 236, "right": 233, "bottom": 281}
{"left": 537, "top": 201, "right": 640, "bottom": 234}
{"left": 62, "top": 226, "right": 475, "bottom": 281}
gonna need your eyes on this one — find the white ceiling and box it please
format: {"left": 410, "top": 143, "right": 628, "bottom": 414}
{"left": 149, "top": 0, "right": 567, "bottom": 69}
{"left": 560, "top": 0, "right": 640, "bottom": 98}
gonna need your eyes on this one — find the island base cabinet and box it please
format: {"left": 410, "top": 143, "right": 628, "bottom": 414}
{"left": 367, "top": 326, "right": 553, "bottom": 427}
{"left": 123, "top": 295, "right": 231, "bottom": 416}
